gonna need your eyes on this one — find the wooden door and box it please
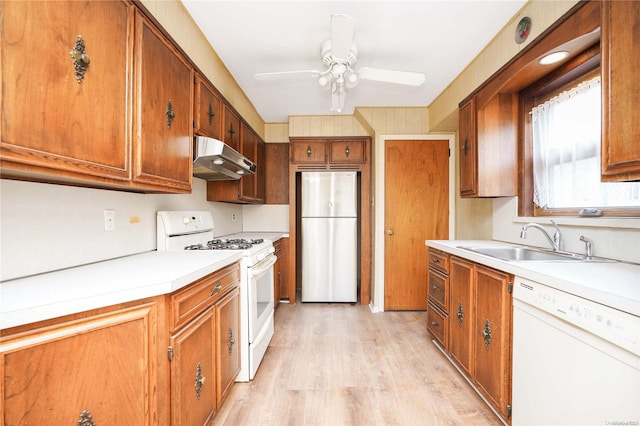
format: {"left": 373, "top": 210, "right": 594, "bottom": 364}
{"left": 170, "top": 307, "right": 217, "bottom": 426}
{"left": 384, "top": 139, "right": 449, "bottom": 310}
{"left": 1, "top": 0, "right": 132, "bottom": 180}
{"left": 449, "top": 256, "right": 474, "bottom": 376}
{"left": 215, "top": 288, "right": 241, "bottom": 405}
{"left": 473, "top": 265, "right": 512, "bottom": 418}
{"left": 1, "top": 303, "right": 157, "bottom": 425}
{"left": 133, "top": 11, "right": 193, "bottom": 191}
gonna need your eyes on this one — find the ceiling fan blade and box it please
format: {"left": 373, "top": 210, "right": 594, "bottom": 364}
{"left": 358, "top": 67, "right": 426, "bottom": 86}
{"left": 330, "top": 14, "right": 355, "bottom": 62}
{"left": 255, "top": 70, "right": 321, "bottom": 81}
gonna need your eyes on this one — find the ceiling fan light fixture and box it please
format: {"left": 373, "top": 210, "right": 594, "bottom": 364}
{"left": 318, "top": 75, "right": 331, "bottom": 87}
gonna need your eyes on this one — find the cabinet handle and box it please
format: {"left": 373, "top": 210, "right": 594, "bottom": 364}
{"left": 462, "top": 138, "right": 469, "bottom": 156}
{"left": 430, "top": 321, "right": 440, "bottom": 327}
{"left": 208, "top": 103, "right": 215, "bottom": 125}
{"left": 457, "top": 302, "right": 464, "bottom": 326}
{"left": 482, "top": 319, "right": 492, "bottom": 349}
{"left": 211, "top": 282, "right": 222, "bottom": 295}
{"left": 69, "top": 35, "right": 90, "bottom": 84}
{"left": 77, "top": 409, "right": 96, "bottom": 426}
{"left": 166, "top": 100, "right": 175, "bottom": 129}
{"left": 432, "top": 258, "right": 440, "bottom": 264}
{"left": 345, "top": 145, "right": 350, "bottom": 157}
{"left": 228, "top": 328, "right": 236, "bottom": 353}
{"left": 194, "top": 362, "right": 205, "bottom": 400}
{"left": 228, "top": 122, "right": 236, "bottom": 138}
{"left": 306, "top": 145, "right": 312, "bottom": 157}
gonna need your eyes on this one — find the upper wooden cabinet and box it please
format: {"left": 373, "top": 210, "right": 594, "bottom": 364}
{"left": 458, "top": 94, "right": 517, "bottom": 197}
{"left": 1, "top": 0, "right": 194, "bottom": 193}
{"left": 222, "top": 104, "right": 241, "bottom": 152}
{"left": 1, "top": 0, "right": 132, "bottom": 182}
{"left": 195, "top": 76, "right": 223, "bottom": 140}
{"left": 265, "top": 143, "right": 289, "bottom": 204}
{"left": 133, "top": 11, "right": 193, "bottom": 192}
{"left": 290, "top": 138, "right": 367, "bottom": 167}
{"left": 206, "top": 122, "right": 266, "bottom": 204}
{"left": 601, "top": 0, "right": 640, "bottom": 182}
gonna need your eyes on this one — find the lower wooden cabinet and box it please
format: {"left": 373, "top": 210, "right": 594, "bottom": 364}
{"left": 170, "top": 307, "right": 217, "bottom": 426}
{"left": 215, "top": 288, "right": 241, "bottom": 403}
{"left": 0, "top": 263, "right": 242, "bottom": 426}
{"left": 1, "top": 302, "right": 159, "bottom": 425}
{"left": 429, "top": 253, "right": 513, "bottom": 424}
{"left": 273, "top": 238, "right": 290, "bottom": 307}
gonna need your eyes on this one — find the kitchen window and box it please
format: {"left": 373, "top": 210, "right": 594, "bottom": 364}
{"left": 519, "top": 47, "right": 640, "bottom": 217}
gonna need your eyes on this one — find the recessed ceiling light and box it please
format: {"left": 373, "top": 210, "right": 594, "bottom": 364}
{"left": 539, "top": 51, "right": 569, "bottom": 65}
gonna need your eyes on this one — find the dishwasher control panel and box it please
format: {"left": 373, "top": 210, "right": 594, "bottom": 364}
{"left": 514, "top": 277, "right": 639, "bottom": 357}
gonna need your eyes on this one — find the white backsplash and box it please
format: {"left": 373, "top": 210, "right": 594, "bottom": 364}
{"left": 0, "top": 178, "right": 251, "bottom": 281}
{"left": 492, "top": 197, "right": 640, "bottom": 264}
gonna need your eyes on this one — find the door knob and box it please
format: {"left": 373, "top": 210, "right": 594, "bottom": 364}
{"left": 386, "top": 229, "right": 394, "bottom": 235}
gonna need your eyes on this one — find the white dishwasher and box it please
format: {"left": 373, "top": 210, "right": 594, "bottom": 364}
{"left": 512, "top": 276, "right": 640, "bottom": 426}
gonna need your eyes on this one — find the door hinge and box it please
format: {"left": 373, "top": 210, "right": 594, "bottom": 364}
{"left": 506, "top": 404, "right": 512, "bottom": 417}
{"left": 508, "top": 282, "right": 513, "bottom": 293}
{"left": 168, "top": 346, "right": 174, "bottom": 361}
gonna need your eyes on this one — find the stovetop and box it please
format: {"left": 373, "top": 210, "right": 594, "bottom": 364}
{"left": 185, "top": 238, "right": 265, "bottom": 251}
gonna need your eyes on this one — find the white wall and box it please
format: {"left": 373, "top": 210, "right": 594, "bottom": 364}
{"left": 0, "top": 178, "right": 247, "bottom": 281}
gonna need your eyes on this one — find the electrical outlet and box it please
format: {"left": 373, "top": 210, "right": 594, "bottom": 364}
{"left": 231, "top": 213, "right": 237, "bottom": 221}
{"left": 104, "top": 209, "right": 115, "bottom": 231}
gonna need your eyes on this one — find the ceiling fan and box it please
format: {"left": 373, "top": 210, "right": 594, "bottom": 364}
{"left": 255, "top": 14, "right": 426, "bottom": 113}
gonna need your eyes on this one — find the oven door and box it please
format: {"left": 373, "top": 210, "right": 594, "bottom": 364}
{"left": 247, "top": 253, "right": 277, "bottom": 343}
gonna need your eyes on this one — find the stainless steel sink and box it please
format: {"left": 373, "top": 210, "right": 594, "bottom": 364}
{"left": 458, "top": 246, "right": 586, "bottom": 262}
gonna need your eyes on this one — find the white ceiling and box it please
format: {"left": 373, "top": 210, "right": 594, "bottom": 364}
{"left": 181, "top": 0, "right": 527, "bottom": 123}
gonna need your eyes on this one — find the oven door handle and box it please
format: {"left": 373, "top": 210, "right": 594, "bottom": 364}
{"left": 248, "top": 254, "right": 277, "bottom": 277}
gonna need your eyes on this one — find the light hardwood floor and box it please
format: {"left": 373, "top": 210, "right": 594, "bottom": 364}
{"left": 213, "top": 301, "right": 502, "bottom": 425}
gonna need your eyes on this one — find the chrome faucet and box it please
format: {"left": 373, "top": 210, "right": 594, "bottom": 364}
{"left": 579, "top": 235, "right": 593, "bottom": 259}
{"left": 520, "top": 219, "right": 563, "bottom": 252}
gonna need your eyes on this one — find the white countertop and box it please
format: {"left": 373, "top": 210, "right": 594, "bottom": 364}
{"left": 426, "top": 240, "right": 640, "bottom": 317}
{"left": 0, "top": 250, "right": 243, "bottom": 330}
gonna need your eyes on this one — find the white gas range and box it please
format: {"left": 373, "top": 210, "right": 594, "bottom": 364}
{"left": 157, "top": 211, "right": 276, "bottom": 382}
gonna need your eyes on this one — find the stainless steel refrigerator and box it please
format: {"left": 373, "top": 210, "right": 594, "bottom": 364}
{"left": 301, "top": 171, "right": 358, "bottom": 303}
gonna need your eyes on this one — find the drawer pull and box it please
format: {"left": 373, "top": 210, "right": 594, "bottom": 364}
{"left": 77, "top": 409, "right": 96, "bottom": 426}
{"left": 457, "top": 302, "right": 464, "bottom": 326}
{"left": 211, "top": 282, "right": 222, "bottom": 295}
{"left": 194, "top": 362, "right": 205, "bottom": 400}
{"left": 430, "top": 321, "right": 440, "bottom": 327}
{"left": 432, "top": 285, "right": 439, "bottom": 290}
{"left": 432, "top": 258, "right": 440, "bottom": 263}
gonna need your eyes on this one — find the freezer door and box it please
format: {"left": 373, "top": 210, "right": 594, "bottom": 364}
{"left": 301, "top": 217, "right": 357, "bottom": 302}
{"left": 301, "top": 172, "right": 357, "bottom": 218}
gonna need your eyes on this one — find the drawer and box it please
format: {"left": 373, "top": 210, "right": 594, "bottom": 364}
{"left": 170, "top": 262, "right": 240, "bottom": 332}
{"left": 428, "top": 268, "right": 448, "bottom": 312}
{"left": 428, "top": 248, "right": 449, "bottom": 275}
{"left": 291, "top": 140, "right": 327, "bottom": 164}
{"left": 330, "top": 140, "right": 365, "bottom": 164}
{"left": 427, "top": 301, "right": 448, "bottom": 350}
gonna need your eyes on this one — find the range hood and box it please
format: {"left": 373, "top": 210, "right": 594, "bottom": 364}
{"left": 193, "top": 136, "right": 256, "bottom": 180}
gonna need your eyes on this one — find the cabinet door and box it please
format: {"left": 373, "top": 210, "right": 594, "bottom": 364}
{"left": 473, "top": 265, "right": 512, "bottom": 418}
{"left": 1, "top": 303, "right": 157, "bottom": 425}
{"left": 170, "top": 307, "right": 216, "bottom": 426}
{"left": 330, "top": 140, "right": 365, "bottom": 164}
{"left": 1, "top": 0, "right": 132, "bottom": 181}
{"left": 458, "top": 98, "right": 477, "bottom": 196}
{"left": 265, "top": 143, "right": 290, "bottom": 204}
{"left": 449, "top": 257, "right": 474, "bottom": 376}
{"left": 222, "top": 104, "right": 241, "bottom": 151}
{"left": 239, "top": 123, "right": 257, "bottom": 201}
{"left": 133, "top": 12, "right": 193, "bottom": 192}
{"left": 290, "top": 139, "right": 327, "bottom": 164}
{"left": 195, "top": 76, "right": 223, "bottom": 139}
{"left": 601, "top": 0, "right": 640, "bottom": 181}
{"left": 215, "top": 288, "right": 241, "bottom": 405}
